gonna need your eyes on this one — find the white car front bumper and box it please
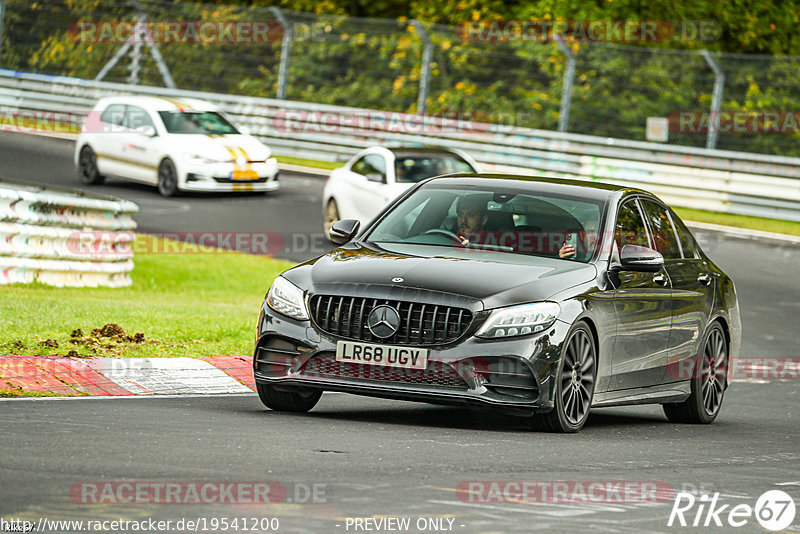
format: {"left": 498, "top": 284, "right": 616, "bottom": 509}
{"left": 182, "top": 158, "right": 280, "bottom": 192}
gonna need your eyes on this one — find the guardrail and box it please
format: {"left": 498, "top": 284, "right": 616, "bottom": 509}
{"left": 1, "top": 68, "right": 800, "bottom": 222}
{"left": 0, "top": 179, "right": 138, "bottom": 287}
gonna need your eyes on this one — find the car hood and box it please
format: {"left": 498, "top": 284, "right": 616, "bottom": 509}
{"left": 285, "top": 242, "right": 598, "bottom": 310}
{"left": 168, "top": 134, "right": 271, "bottom": 161}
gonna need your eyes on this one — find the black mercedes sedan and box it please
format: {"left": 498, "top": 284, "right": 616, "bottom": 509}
{"left": 254, "top": 175, "right": 740, "bottom": 432}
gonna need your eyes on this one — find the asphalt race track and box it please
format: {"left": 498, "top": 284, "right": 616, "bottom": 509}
{"left": 1, "top": 132, "right": 799, "bottom": 533}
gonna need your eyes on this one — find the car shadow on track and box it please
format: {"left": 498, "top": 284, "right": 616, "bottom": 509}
{"left": 236, "top": 401, "right": 675, "bottom": 434}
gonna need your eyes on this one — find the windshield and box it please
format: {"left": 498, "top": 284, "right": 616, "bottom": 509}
{"left": 366, "top": 184, "right": 604, "bottom": 262}
{"left": 158, "top": 111, "right": 240, "bottom": 135}
{"left": 393, "top": 153, "right": 475, "bottom": 183}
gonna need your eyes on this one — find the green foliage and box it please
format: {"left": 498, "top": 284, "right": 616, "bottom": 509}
{"left": 3, "top": 0, "right": 800, "bottom": 155}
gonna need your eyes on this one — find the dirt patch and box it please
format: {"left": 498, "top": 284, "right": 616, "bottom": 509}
{"left": 67, "top": 323, "right": 149, "bottom": 356}
{"left": 40, "top": 339, "right": 59, "bottom": 348}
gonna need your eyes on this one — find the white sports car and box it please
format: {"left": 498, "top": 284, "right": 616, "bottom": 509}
{"left": 322, "top": 146, "right": 479, "bottom": 235}
{"left": 75, "top": 96, "right": 279, "bottom": 196}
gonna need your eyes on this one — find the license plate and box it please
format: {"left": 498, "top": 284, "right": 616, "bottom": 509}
{"left": 336, "top": 341, "right": 428, "bottom": 370}
{"left": 230, "top": 169, "right": 259, "bottom": 181}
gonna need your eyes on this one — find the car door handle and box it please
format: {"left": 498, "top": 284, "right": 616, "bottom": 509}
{"left": 652, "top": 273, "right": 668, "bottom": 286}
{"left": 697, "top": 273, "right": 712, "bottom": 286}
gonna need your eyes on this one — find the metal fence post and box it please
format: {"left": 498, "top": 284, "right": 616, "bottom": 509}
{"left": 270, "top": 7, "right": 292, "bottom": 100}
{"left": 0, "top": 0, "right": 7, "bottom": 69}
{"left": 555, "top": 38, "right": 576, "bottom": 133}
{"left": 701, "top": 50, "right": 725, "bottom": 150}
{"left": 411, "top": 20, "right": 432, "bottom": 116}
{"left": 127, "top": 16, "right": 144, "bottom": 85}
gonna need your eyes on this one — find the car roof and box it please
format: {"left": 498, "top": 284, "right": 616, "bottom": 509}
{"left": 423, "top": 173, "right": 649, "bottom": 201}
{"left": 95, "top": 95, "right": 218, "bottom": 112}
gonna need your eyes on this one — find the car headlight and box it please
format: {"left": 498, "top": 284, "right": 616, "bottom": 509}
{"left": 266, "top": 276, "right": 309, "bottom": 321}
{"left": 475, "top": 302, "right": 560, "bottom": 339}
{"left": 184, "top": 153, "right": 230, "bottom": 165}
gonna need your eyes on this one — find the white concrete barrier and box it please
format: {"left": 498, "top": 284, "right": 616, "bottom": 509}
{"left": 0, "top": 180, "right": 138, "bottom": 287}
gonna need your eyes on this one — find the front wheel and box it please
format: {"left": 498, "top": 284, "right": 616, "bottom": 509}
{"left": 663, "top": 322, "right": 728, "bottom": 424}
{"left": 531, "top": 322, "right": 596, "bottom": 433}
{"left": 257, "top": 383, "right": 322, "bottom": 413}
{"left": 157, "top": 159, "right": 180, "bottom": 197}
{"left": 78, "top": 146, "right": 105, "bottom": 185}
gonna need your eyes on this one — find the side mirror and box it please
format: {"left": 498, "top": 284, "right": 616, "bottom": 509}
{"left": 614, "top": 244, "right": 664, "bottom": 272}
{"left": 135, "top": 125, "right": 156, "bottom": 137}
{"left": 365, "top": 172, "right": 385, "bottom": 183}
{"left": 329, "top": 219, "right": 361, "bottom": 245}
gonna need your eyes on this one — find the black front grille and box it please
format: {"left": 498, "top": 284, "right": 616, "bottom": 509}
{"left": 302, "top": 353, "right": 468, "bottom": 389}
{"left": 309, "top": 295, "right": 472, "bottom": 345}
{"left": 212, "top": 176, "right": 268, "bottom": 183}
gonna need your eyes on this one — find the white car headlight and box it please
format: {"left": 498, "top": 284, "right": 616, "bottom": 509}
{"left": 266, "top": 276, "right": 309, "bottom": 321}
{"left": 184, "top": 152, "right": 230, "bottom": 165}
{"left": 475, "top": 302, "right": 560, "bottom": 339}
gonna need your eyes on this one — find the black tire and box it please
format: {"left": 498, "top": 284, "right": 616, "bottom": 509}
{"left": 157, "top": 159, "right": 180, "bottom": 197}
{"left": 256, "top": 382, "right": 322, "bottom": 413}
{"left": 531, "top": 322, "right": 597, "bottom": 433}
{"left": 663, "top": 322, "right": 728, "bottom": 424}
{"left": 78, "top": 146, "right": 105, "bottom": 185}
{"left": 323, "top": 199, "right": 340, "bottom": 239}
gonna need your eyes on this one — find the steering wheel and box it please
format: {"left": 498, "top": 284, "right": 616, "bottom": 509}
{"left": 421, "top": 228, "right": 464, "bottom": 244}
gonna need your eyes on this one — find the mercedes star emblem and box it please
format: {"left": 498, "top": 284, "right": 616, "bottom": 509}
{"left": 367, "top": 305, "right": 401, "bottom": 339}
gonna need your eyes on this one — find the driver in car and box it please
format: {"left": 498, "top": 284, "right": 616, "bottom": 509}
{"left": 454, "top": 195, "right": 488, "bottom": 245}
{"left": 454, "top": 195, "right": 575, "bottom": 258}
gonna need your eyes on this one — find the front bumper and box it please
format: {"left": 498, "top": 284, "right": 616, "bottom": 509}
{"left": 254, "top": 305, "right": 571, "bottom": 416}
{"left": 182, "top": 159, "right": 279, "bottom": 192}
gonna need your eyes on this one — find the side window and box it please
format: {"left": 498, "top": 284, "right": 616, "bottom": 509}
{"left": 614, "top": 199, "right": 650, "bottom": 250}
{"left": 100, "top": 104, "right": 126, "bottom": 126}
{"left": 364, "top": 154, "right": 386, "bottom": 180}
{"left": 640, "top": 199, "right": 682, "bottom": 260}
{"left": 123, "top": 106, "right": 154, "bottom": 130}
{"left": 351, "top": 154, "right": 387, "bottom": 181}
{"left": 669, "top": 210, "right": 699, "bottom": 259}
{"left": 351, "top": 157, "right": 369, "bottom": 175}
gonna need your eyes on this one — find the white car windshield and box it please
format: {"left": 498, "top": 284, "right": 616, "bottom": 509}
{"left": 158, "top": 111, "right": 240, "bottom": 135}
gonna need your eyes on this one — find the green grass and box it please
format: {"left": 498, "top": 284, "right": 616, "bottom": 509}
{"left": 0, "top": 388, "right": 82, "bottom": 398}
{"left": 275, "top": 155, "right": 341, "bottom": 170}
{"left": 0, "top": 115, "right": 80, "bottom": 135}
{"left": 0, "top": 236, "right": 294, "bottom": 358}
{"left": 674, "top": 207, "right": 800, "bottom": 237}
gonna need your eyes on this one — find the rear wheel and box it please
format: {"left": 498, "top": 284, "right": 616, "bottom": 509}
{"left": 531, "top": 323, "right": 596, "bottom": 433}
{"left": 78, "top": 146, "right": 105, "bottom": 185}
{"left": 157, "top": 159, "right": 179, "bottom": 197}
{"left": 663, "top": 322, "right": 728, "bottom": 424}
{"left": 256, "top": 383, "right": 322, "bottom": 413}
{"left": 323, "top": 199, "right": 340, "bottom": 239}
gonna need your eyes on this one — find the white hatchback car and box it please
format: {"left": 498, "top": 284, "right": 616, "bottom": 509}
{"left": 322, "top": 146, "right": 478, "bottom": 235}
{"left": 75, "top": 96, "right": 279, "bottom": 196}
